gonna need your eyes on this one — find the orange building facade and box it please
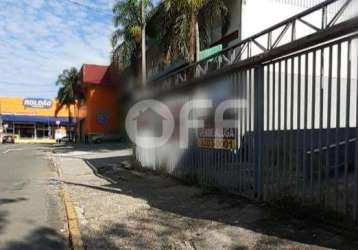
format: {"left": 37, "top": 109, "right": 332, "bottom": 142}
{"left": 0, "top": 97, "right": 75, "bottom": 139}
{"left": 77, "top": 64, "right": 121, "bottom": 142}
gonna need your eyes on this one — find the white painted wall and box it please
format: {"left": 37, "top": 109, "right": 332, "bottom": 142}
{"left": 241, "top": 0, "right": 326, "bottom": 39}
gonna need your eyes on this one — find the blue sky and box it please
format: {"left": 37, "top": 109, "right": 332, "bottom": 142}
{"left": 0, "top": 0, "right": 115, "bottom": 98}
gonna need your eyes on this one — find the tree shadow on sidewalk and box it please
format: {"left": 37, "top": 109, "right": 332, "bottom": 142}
{"left": 1, "top": 227, "right": 67, "bottom": 250}
{"left": 64, "top": 156, "right": 358, "bottom": 250}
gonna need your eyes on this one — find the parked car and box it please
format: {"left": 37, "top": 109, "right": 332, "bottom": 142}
{"left": 2, "top": 135, "right": 15, "bottom": 144}
{"left": 57, "top": 136, "right": 74, "bottom": 144}
{"left": 92, "top": 135, "right": 104, "bottom": 144}
{"left": 88, "top": 134, "right": 123, "bottom": 144}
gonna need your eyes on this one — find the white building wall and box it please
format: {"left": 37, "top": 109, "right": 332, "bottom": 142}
{"left": 242, "top": 0, "right": 326, "bottom": 39}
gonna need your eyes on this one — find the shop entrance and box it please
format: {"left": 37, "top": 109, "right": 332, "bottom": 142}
{"left": 17, "top": 124, "right": 35, "bottom": 138}
{"left": 3, "top": 122, "right": 53, "bottom": 139}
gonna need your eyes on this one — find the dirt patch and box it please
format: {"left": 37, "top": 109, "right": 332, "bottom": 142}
{"left": 58, "top": 155, "right": 358, "bottom": 250}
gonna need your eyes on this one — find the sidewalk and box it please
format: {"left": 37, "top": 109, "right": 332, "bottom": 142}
{"left": 54, "top": 146, "right": 358, "bottom": 250}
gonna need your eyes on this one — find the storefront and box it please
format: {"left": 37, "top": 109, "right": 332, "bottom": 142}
{"left": 0, "top": 97, "right": 75, "bottom": 141}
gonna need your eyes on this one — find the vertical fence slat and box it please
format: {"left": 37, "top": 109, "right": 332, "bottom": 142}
{"left": 335, "top": 43, "right": 342, "bottom": 211}
{"left": 296, "top": 55, "right": 302, "bottom": 196}
{"left": 265, "top": 64, "right": 271, "bottom": 198}
{"left": 272, "top": 63, "right": 276, "bottom": 195}
{"left": 248, "top": 70, "right": 252, "bottom": 191}
{"left": 311, "top": 51, "right": 317, "bottom": 199}
{"left": 318, "top": 48, "right": 325, "bottom": 205}
{"left": 239, "top": 71, "right": 244, "bottom": 193}
{"left": 234, "top": 72, "right": 239, "bottom": 193}
{"left": 303, "top": 53, "right": 309, "bottom": 199}
{"left": 290, "top": 58, "right": 295, "bottom": 192}
{"left": 254, "top": 66, "right": 265, "bottom": 198}
{"left": 277, "top": 61, "right": 282, "bottom": 193}
{"left": 326, "top": 45, "right": 333, "bottom": 208}
{"left": 243, "top": 70, "right": 248, "bottom": 191}
{"left": 249, "top": 69, "right": 255, "bottom": 194}
{"left": 344, "top": 40, "right": 351, "bottom": 214}
{"left": 284, "top": 59, "right": 289, "bottom": 188}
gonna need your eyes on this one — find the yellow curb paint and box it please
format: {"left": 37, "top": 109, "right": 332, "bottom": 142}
{"left": 61, "top": 186, "right": 84, "bottom": 250}
{"left": 51, "top": 156, "right": 84, "bottom": 250}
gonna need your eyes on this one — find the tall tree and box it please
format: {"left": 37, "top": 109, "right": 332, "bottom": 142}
{"left": 111, "top": 0, "right": 153, "bottom": 69}
{"left": 160, "top": 0, "right": 228, "bottom": 63}
{"left": 55, "top": 67, "right": 84, "bottom": 133}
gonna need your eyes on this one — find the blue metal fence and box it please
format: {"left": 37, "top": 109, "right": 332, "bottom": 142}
{"left": 133, "top": 0, "right": 358, "bottom": 220}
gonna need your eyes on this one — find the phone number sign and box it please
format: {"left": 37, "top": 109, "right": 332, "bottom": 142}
{"left": 197, "top": 128, "right": 236, "bottom": 150}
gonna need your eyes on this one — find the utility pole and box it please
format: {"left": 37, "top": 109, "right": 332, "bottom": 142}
{"left": 141, "top": 0, "right": 147, "bottom": 87}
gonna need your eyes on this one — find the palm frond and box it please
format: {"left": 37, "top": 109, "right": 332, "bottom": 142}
{"left": 158, "top": 0, "right": 228, "bottom": 63}
{"left": 55, "top": 67, "right": 83, "bottom": 117}
{"left": 111, "top": 0, "right": 154, "bottom": 69}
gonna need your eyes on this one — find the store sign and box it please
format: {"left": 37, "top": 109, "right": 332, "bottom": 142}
{"left": 23, "top": 98, "right": 53, "bottom": 109}
{"left": 197, "top": 128, "right": 236, "bottom": 150}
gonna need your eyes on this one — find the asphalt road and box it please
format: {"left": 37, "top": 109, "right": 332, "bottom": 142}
{"left": 0, "top": 144, "right": 68, "bottom": 250}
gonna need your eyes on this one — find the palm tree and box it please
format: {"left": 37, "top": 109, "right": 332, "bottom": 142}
{"left": 111, "top": 0, "right": 153, "bottom": 69}
{"left": 158, "top": 0, "right": 228, "bottom": 63}
{"left": 55, "top": 67, "right": 84, "bottom": 138}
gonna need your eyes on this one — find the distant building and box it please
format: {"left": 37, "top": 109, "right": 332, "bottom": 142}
{"left": 0, "top": 97, "right": 74, "bottom": 141}
{"left": 77, "top": 64, "right": 122, "bottom": 143}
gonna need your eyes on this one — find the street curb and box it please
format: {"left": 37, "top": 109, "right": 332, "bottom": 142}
{"left": 50, "top": 155, "right": 84, "bottom": 250}
{"left": 61, "top": 186, "right": 84, "bottom": 250}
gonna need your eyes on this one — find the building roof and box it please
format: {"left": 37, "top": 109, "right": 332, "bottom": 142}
{"left": 80, "top": 64, "right": 121, "bottom": 86}
{"left": 80, "top": 64, "right": 110, "bottom": 85}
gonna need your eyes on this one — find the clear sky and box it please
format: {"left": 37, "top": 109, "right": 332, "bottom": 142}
{"left": 0, "top": 0, "right": 115, "bottom": 98}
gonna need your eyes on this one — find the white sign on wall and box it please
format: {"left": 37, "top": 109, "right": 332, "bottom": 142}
{"left": 23, "top": 98, "right": 53, "bottom": 109}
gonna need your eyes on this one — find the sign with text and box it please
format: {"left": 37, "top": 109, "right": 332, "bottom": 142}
{"left": 197, "top": 128, "right": 236, "bottom": 150}
{"left": 23, "top": 98, "right": 53, "bottom": 109}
